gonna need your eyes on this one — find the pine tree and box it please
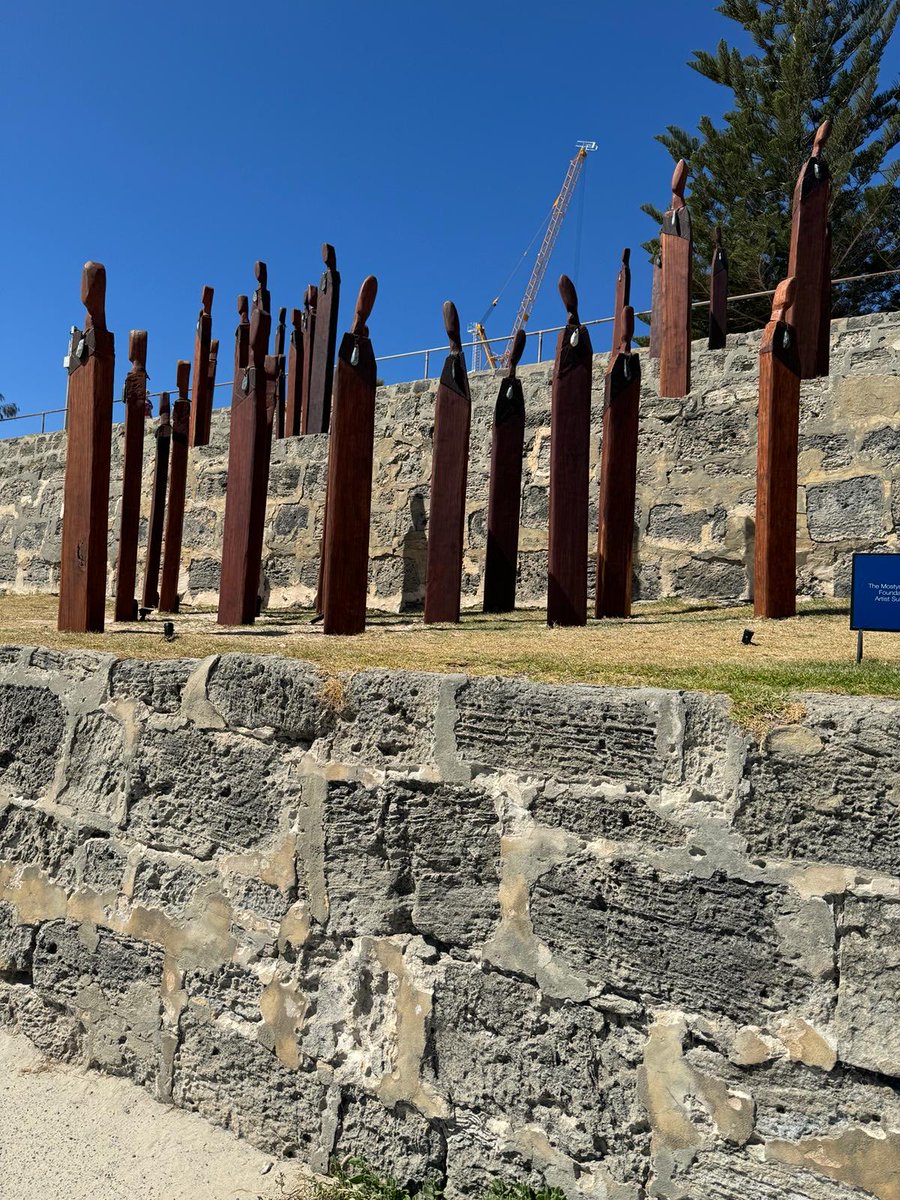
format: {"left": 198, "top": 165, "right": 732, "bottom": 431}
{"left": 643, "top": 0, "right": 900, "bottom": 334}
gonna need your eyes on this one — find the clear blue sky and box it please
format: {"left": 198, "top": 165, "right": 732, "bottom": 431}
{"left": 2, "top": 1, "right": 893, "bottom": 433}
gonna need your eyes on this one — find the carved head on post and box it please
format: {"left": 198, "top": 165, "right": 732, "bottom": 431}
{"left": 506, "top": 329, "right": 527, "bottom": 379}
{"left": 558, "top": 275, "right": 581, "bottom": 328}
{"left": 158, "top": 392, "right": 171, "bottom": 429}
{"left": 322, "top": 243, "right": 337, "bottom": 272}
{"left": 278, "top": 306, "right": 287, "bottom": 328}
{"left": 253, "top": 261, "right": 270, "bottom": 314}
{"left": 200, "top": 285, "right": 214, "bottom": 317}
{"left": 443, "top": 300, "right": 462, "bottom": 355}
{"left": 176, "top": 360, "right": 191, "bottom": 401}
{"left": 812, "top": 119, "right": 831, "bottom": 160}
{"left": 305, "top": 284, "right": 318, "bottom": 315}
{"left": 291, "top": 308, "right": 302, "bottom": 341}
{"left": 620, "top": 247, "right": 631, "bottom": 271}
{"left": 237, "top": 294, "right": 250, "bottom": 326}
{"left": 82, "top": 261, "right": 107, "bottom": 331}
{"left": 771, "top": 277, "right": 796, "bottom": 325}
{"left": 351, "top": 276, "right": 378, "bottom": 341}
{"left": 128, "top": 330, "right": 148, "bottom": 374}
{"left": 249, "top": 306, "right": 271, "bottom": 368}
{"left": 671, "top": 160, "right": 688, "bottom": 210}
{"left": 616, "top": 306, "right": 635, "bottom": 357}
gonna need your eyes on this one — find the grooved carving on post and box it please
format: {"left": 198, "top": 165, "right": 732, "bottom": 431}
{"left": 307, "top": 244, "right": 340, "bottom": 434}
{"left": 708, "top": 227, "right": 728, "bottom": 350}
{"left": 786, "top": 120, "right": 832, "bottom": 380}
{"left": 424, "top": 301, "right": 471, "bottom": 625}
{"left": 142, "top": 393, "right": 170, "bottom": 609}
{"left": 596, "top": 306, "right": 641, "bottom": 618}
{"left": 755, "top": 278, "right": 801, "bottom": 618}
{"left": 659, "top": 160, "right": 692, "bottom": 397}
{"left": 114, "top": 330, "right": 148, "bottom": 621}
{"left": 189, "top": 286, "right": 214, "bottom": 446}
{"left": 321, "top": 276, "right": 379, "bottom": 635}
{"left": 483, "top": 329, "right": 526, "bottom": 614}
{"left": 159, "top": 361, "right": 191, "bottom": 612}
{"left": 611, "top": 248, "right": 631, "bottom": 360}
{"left": 299, "top": 285, "right": 318, "bottom": 434}
{"left": 547, "top": 274, "right": 593, "bottom": 627}
{"left": 58, "top": 261, "right": 115, "bottom": 633}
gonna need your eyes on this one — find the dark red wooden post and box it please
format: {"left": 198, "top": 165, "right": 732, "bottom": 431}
{"left": 307, "top": 244, "right": 340, "bottom": 434}
{"left": 754, "top": 278, "right": 801, "bottom": 619}
{"left": 708, "top": 226, "right": 728, "bottom": 350}
{"left": 547, "top": 275, "right": 593, "bottom": 627}
{"left": 596, "top": 306, "right": 641, "bottom": 618}
{"left": 142, "top": 393, "right": 170, "bottom": 608}
{"left": 786, "top": 120, "right": 831, "bottom": 380}
{"left": 218, "top": 301, "right": 271, "bottom": 625}
{"left": 58, "top": 261, "right": 115, "bottom": 634}
{"left": 424, "top": 301, "right": 471, "bottom": 625}
{"left": 649, "top": 252, "right": 662, "bottom": 359}
{"left": 114, "top": 330, "right": 148, "bottom": 621}
{"left": 272, "top": 306, "right": 287, "bottom": 439}
{"left": 207, "top": 338, "right": 219, "bottom": 422}
{"left": 611, "top": 248, "right": 631, "bottom": 357}
{"left": 285, "top": 307, "right": 304, "bottom": 436}
{"left": 483, "top": 328, "right": 526, "bottom": 614}
{"left": 253, "top": 260, "right": 271, "bottom": 324}
{"left": 159, "top": 361, "right": 191, "bottom": 612}
{"left": 299, "top": 284, "right": 318, "bottom": 434}
{"left": 189, "top": 285, "right": 214, "bottom": 446}
{"left": 817, "top": 218, "right": 832, "bottom": 377}
{"left": 320, "top": 276, "right": 379, "bottom": 635}
{"left": 659, "top": 160, "right": 692, "bottom": 398}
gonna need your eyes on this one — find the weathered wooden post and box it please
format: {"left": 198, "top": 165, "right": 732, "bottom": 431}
{"left": 424, "top": 301, "right": 471, "bottom": 625}
{"left": 547, "top": 275, "right": 593, "bottom": 627}
{"left": 272, "top": 306, "right": 287, "bottom": 439}
{"left": 58, "top": 261, "right": 115, "bottom": 634}
{"left": 786, "top": 120, "right": 832, "bottom": 380}
{"left": 611, "top": 248, "right": 631, "bottom": 357}
{"left": 253, "top": 260, "right": 271, "bottom": 324}
{"left": 159, "top": 360, "right": 191, "bottom": 612}
{"left": 285, "top": 307, "right": 304, "bottom": 436}
{"left": 188, "top": 285, "right": 214, "bottom": 446}
{"left": 114, "top": 330, "right": 149, "bottom": 621}
{"left": 659, "top": 160, "right": 692, "bottom": 398}
{"left": 708, "top": 226, "right": 728, "bottom": 350}
{"left": 307, "top": 245, "right": 340, "bottom": 434}
{"left": 596, "top": 306, "right": 641, "bottom": 618}
{"left": 142, "top": 393, "right": 170, "bottom": 608}
{"left": 754, "top": 278, "right": 801, "bottom": 619}
{"left": 299, "top": 284, "right": 318, "bottom": 434}
{"left": 218, "top": 302, "right": 271, "bottom": 625}
{"left": 483, "top": 329, "right": 526, "bottom": 614}
{"left": 207, "top": 338, "right": 219, "bottom": 419}
{"left": 649, "top": 252, "right": 662, "bottom": 360}
{"left": 320, "top": 276, "right": 379, "bottom": 635}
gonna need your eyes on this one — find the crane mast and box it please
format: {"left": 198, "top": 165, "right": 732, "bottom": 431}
{"left": 474, "top": 140, "right": 597, "bottom": 370}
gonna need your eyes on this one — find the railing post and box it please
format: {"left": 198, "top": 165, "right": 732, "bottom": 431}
{"left": 41, "top": 413, "right": 46, "bottom": 435}
{"left": 423, "top": 349, "right": 430, "bottom": 379}
{"left": 537, "top": 331, "right": 543, "bottom": 362}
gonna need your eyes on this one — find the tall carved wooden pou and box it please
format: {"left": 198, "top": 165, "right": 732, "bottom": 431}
{"left": 611, "top": 248, "right": 631, "bottom": 357}
{"left": 58, "top": 262, "right": 115, "bottom": 633}
{"left": 320, "top": 277, "right": 379, "bottom": 635}
{"left": 159, "top": 361, "right": 191, "bottom": 612}
{"left": 659, "top": 160, "right": 692, "bottom": 398}
{"left": 272, "top": 307, "right": 287, "bottom": 439}
{"left": 307, "top": 245, "right": 340, "bottom": 434}
{"left": 786, "top": 120, "right": 831, "bottom": 380}
{"left": 483, "top": 329, "right": 526, "bottom": 614}
{"left": 189, "top": 285, "right": 214, "bottom": 446}
{"left": 547, "top": 275, "right": 593, "bottom": 627}
{"left": 218, "top": 303, "right": 271, "bottom": 625}
{"left": 755, "top": 278, "right": 801, "bottom": 619}
{"left": 424, "top": 301, "right": 471, "bottom": 625}
{"left": 114, "top": 330, "right": 149, "bottom": 621}
{"left": 299, "top": 284, "right": 318, "bottom": 434}
{"left": 285, "top": 308, "right": 304, "bottom": 436}
{"left": 596, "top": 306, "right": 641, "bottom": 618}
{"left": 708, "top": 227, "right": 728, "bottom": 350}
{"left": 142, "top": 393, "right": 170, "bottom": 608}
{"left": 207, "top": 338, "right": 219, "bottom": 416}
{"left": 649, "top": 252, "right": 662, "bottom": 359}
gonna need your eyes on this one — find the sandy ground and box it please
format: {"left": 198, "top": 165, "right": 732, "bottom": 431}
{"left": 0, "top": 1030, "right": 293, "bottom": 1200}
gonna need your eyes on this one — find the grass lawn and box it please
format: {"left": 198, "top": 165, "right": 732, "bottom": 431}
{"left": 2, "top": 592, "right": 898, "bottom": 730}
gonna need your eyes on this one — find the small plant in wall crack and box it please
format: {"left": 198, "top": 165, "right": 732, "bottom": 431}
{"left": 280, "top": 1157, "right": 567, "bottom": 1200}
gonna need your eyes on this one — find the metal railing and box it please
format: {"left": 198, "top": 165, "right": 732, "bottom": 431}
{"left": 2, "top": 267, "right": 898, "bottom": 439}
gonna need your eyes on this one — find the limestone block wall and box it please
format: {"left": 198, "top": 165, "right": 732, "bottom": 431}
{"left": 0, "top": 310, "right": 898, "bottom": 609}
{"left": 0, "top": 644, "right": 898, "bottom": 1198}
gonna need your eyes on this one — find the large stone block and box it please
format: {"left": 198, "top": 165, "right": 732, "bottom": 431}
{"left": 59, "top": 710, "right": 127, "bottom": 823}
{"left": 0, "top": 899, "right": 33, "bottom": 975}
{"left": 330, "top": 670, "right": 441, "bottom": 770}
{"left": 835, "top": 896, "right": 900, "bottom": 1077}
{"left": 0, "top": 682, "right": 64, "bottom": 800}
{"left": 333, "top": 1091, "right": 445, "bottom": 1188}
{"left": 110, "top": 658, "right": 195, "bottom": 714}
{"left": 530, "top": 783, "right": 683, "bottom": 847}
{"left": 207, "top": 655, "right": 333, "bottom": 743}
{"left": 0, "top": 803, "right": 81, "bottom": 882}
{"left": 806, "top": 476, "right": 884, "bottom": 542}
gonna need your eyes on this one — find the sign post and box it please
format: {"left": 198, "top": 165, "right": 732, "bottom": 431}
{"left": 850, "top": 553, "right": 900, "bottom": 663}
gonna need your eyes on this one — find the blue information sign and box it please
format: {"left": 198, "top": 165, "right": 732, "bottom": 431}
{"left": 850, "top": 553, "right": 900, "bottom": 632}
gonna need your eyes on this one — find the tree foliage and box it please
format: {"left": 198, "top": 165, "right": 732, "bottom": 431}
{"left": 0, "top": 393, "right": 18, "bottom": 420}
{"left": 643, "top": 0, "right": 900, "bottom": 333}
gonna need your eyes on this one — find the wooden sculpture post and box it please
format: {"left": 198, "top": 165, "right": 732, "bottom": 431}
{"left": 547, "top": 275, "right": 593, "bottom": 627}
{"left": 320, "top": 276, "right": 379, "bottom": 635}
{"left": 818, "top": 218, "right": 833, "bottom": 377}
{"left": 483, "top": 328, "right": 526, "bottom": 614}
{"left": 207, "top": 338, "right": 219, "bottom": 416}
{"left": 159, "top": 361, "right": 191, "bottom": 612}
{"left": 424, "top": 301, "right": 471, "bottom": 625}
{"left": 188, "top": 285, "right": 214, "bottom": 446}
{"left": 114, "top": 330, "right": 149, "bottom": 621}
{"left": 611, "top": 248, "right": 631, "bottom": 357}
{"left": 649, "top": 252, "right": 662, "bottom": 359}
{"left": 299, "top": 284, "right": 318, "bottom": 433}
{"left": 786, "top": 120, "right": 831, "bottom": 380}
{"left": 708, "top": 227, "right": 728, "bottom": 350}
{"left": 58, "top": 261, "right": 115, "bottom": 633}
{"left": 285, "top": 307, "right": 304, "bottom": 436}
{"left": 142, "top": 393, "right": 170, "bottom": 608}
{"left": 307, "top": 245, "right": 340, "bottom": 434}
{"left": 218, "top": 304, "right": 271, "bottom": 625}
{"left": 755, "top": 278, "right": 801, "bottom": 619}
{"left": 659, "top": 160, "right": 692, "bottom": 397}
{"left": 596, "top": 306, "right": 641, "bottom": 618}
{"left": 272, "top": 307, "right": 287, "bottom": 439}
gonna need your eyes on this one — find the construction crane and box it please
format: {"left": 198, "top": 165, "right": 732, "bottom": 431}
{"left": 471, "top": 140, "right": 597, "bottom": 371}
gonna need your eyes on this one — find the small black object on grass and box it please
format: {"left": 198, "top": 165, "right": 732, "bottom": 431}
{"left": 742, "top": 628, "right": 755, "bottom": 645}
{"left": 138, "top": 606, "right": 152, "bottom": 622}
{"left": 163, "top": 620, "right": 175, "bottom": 642}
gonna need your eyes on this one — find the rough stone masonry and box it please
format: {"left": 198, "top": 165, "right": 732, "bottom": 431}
{"left": 0, "top": 644, "right": 898, "bottom": 1199}
{"left": 0, "top": 310, "right": 898, "bottom": 610}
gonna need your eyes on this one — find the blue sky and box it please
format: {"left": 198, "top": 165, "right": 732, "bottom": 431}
{"left": 2, "top": 2, "right": 896, "bottom": 433}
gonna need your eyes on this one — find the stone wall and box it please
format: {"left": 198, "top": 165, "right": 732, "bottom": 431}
{"left": 0, "top": 644, "right": 898, "bottom": 1198}
{"left": 0, "top": 310, "right": 898, "bottom": 610}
